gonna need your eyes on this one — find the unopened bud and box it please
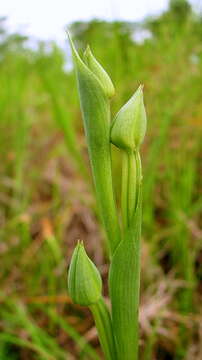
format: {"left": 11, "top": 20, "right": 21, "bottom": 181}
{"left": 111, "top": 85, "right": 146, "bottom": 151}
{"left": 68, "top": 241, "right": 102, "bottom": 306}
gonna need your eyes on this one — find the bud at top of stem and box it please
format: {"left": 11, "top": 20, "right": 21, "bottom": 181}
{"left": 67, "top": 31, "right": 114, "bottom": 100}
{"left": 83, "top": 45, "right": 115, "bottom": 99}
{"left": 68, "top": 241, "right": 102, "bottom": 306}
{"left": 110, "top": 85, "right": 147, "bottom": 151}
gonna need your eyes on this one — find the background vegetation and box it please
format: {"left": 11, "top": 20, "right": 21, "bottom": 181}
{"left": 0, "top": 1, "right": 201, "bottom": 358}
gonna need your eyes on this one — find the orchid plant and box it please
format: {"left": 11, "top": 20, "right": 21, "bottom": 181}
{"left": 67, "top": 33, "right": 147, "bottom": 360}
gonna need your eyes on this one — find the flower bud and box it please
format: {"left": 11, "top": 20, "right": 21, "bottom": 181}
{"left": 83, "top": 45, "right": 115, "bottom": 98}
{"left": 68, "top": 241, "right": 102, "bottom": 306}
{"left": 110, "top": 85, "right": 147, "bottom": 151}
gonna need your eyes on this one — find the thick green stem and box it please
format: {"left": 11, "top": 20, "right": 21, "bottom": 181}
{"left": 89, "top": 297, "right": 117, "bottom": 360}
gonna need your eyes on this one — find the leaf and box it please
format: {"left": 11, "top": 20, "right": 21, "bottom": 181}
{"left": 109, "top": 189, "right": 142, "bottom": 360}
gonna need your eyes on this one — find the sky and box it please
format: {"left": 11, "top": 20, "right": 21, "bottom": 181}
{"left": 0, "top": 0, "right": 201, "bottom": 45}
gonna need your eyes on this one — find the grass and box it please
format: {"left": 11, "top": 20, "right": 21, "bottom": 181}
{"left": 0, "top": 3, "right": 202, "bottom": 359}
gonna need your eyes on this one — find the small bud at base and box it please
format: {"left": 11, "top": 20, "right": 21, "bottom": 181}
{"left": 68, "top": 241, "right": 102, "bottom": 306}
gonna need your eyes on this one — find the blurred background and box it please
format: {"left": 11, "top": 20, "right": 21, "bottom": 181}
{"left": 0, "top": 0, "right": 202, "bottom": 359}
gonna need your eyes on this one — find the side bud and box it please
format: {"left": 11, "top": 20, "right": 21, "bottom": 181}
{"left": 68, "top": 241, "right": 102, "bottom": 306}
{"left": 83, "top": 45, "right": 115, "bottom": 99}
{"left": 110, "top": 85, "right": 147, "bottom": 151}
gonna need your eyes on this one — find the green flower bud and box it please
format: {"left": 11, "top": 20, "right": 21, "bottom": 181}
{"left": 110, "top": 85, "right": 147, "bottom": 151}
{"left": 68, "top": 241, "right": 102, "bottom": 306}
{"left": 83, "top": 45, "right": 115, "bottom": 98}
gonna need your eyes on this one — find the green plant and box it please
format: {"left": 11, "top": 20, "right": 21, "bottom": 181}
{"left": 1, "top": 13, "right": 201, "bottom": 359}
{"left": 67, "top": 34, "right": 147, "bottom": 360}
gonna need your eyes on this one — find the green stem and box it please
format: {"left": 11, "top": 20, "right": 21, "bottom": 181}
{"left": 135, "top": 151, "right": 142, "bottom": 209}
{"left": 110, "top": 150, "right": 142, "bottom": 360}
{"left": 89, "top": 297, "right": 117, "bottom": 360}
{"left": 128, "top": 151, "right": 137, "bottom": 224}
{"left": 121, "top": 150, "right": 142, "bottom": 228}
{"left": 121, "top": 151, "right": 129, "bottom": 228}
